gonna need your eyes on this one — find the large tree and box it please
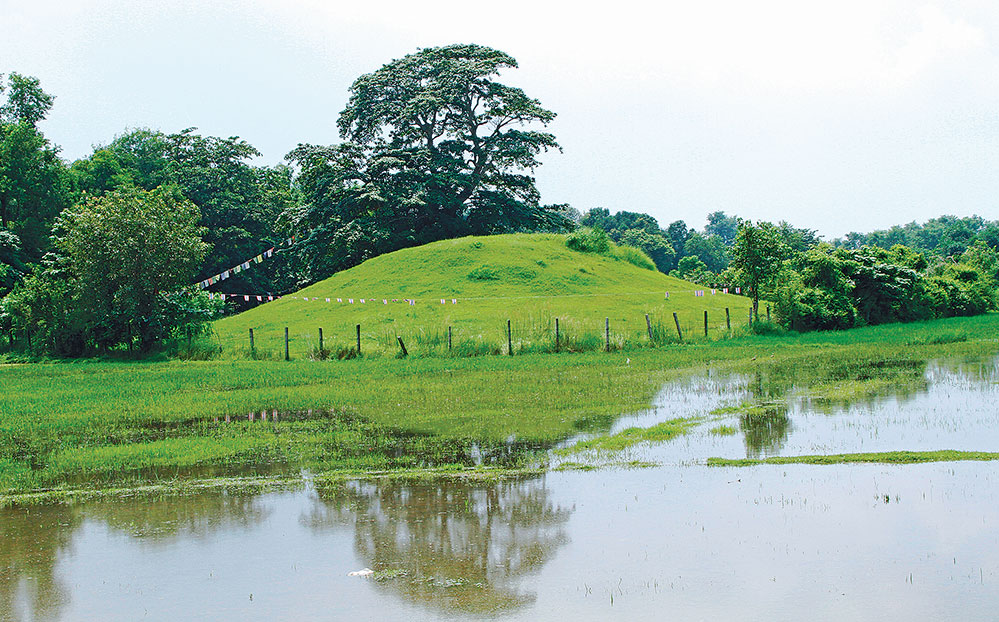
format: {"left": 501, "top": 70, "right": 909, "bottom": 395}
{"left": 3, "top": 186, "right": 211, "bottom": 354}
{"left": 0, "top": 73, "right": 71, "bottom": 283}
{"left": 730, "top": 220, "right": 790, "bottom": 322}
{"left": 288, "top": 44, "right": 566, "bottom": 281}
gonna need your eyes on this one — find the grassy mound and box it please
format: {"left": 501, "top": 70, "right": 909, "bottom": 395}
{"left": 213, "top": 233, "right": 754, "bottom": 358}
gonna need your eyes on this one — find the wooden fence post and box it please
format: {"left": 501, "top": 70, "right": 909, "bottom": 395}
{"left": 318, "top": 327, "right": 324, "bottom": 353}
{"left": 555, "top": 318, "right": 560, "bottom": 352}
{"left": 284, "top": 327, "right": 289, "bottom": 361}
{"left": 767, "top": 305, "right": 771, "bottom": 322}
{"left": 448, "top": 326, "right": 452, "bottom": 351}
{"left": 397, "top": 336, "right": 408, "bottom": 357}
{"left": 725, "top": 307, "right": 731, "bottom": 331}
{"left": 356, "top": 324, "right": 361, "bottom": 355}
{"left": 507, "top": 319, "right": 513, "bottom": 356}
{"left": 249, "top": 328, "right": 255, "bottom": 356}
{"left": 673, "top": 312, "right": 683, "bottom": 342}
{"left": 646, "top": 314, "right": 653, "bottom": 342}
{"left": 605, "top": 317, "right": 610, "bottom": 351}
{"left": 704, "top": 310, "right": 708, "bottom": 337}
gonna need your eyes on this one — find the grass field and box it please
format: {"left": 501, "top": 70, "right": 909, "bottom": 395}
{"left": 212, "top": 233, "right": 755, "bottom": 359}
{"left": 2, "top": 312, "right": 998, "bottom": 501}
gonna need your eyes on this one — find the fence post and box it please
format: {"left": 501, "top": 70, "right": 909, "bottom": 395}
{"left": 507, "top": 319, "right": 513, "bottom": 356}
{"left": 448, "top": 326, "right": 452, "bottom": 351}
{"left": 767, "top": 305, "right": 771, "bottom": 322}
{"left": 249, "top": 328, "right": 255, "bottom": 357}
{"left": 284, "top": 327, "right": 289, "bottom": 361}
{"left": 646, "top": 314, "right": 653, "bottom": 342}
{"left": 673, "top": 312, "right": 683, "bottom": 342}
{"left": 605, "top": 317, "right": 610, "bottom": 351}
{"left": 725, "top": 307, "right": 731, "bottom": 331}
{"left": 356, "top": 324, "right": 361, "bottom": 355}
{"left": 397, "top": 336, "right": 408, "bottom": 357}
{"left": 555, "top": 318, "right": 560, "bottom": 352}
{"left": 318, "top": 327, "right": 324, "bottom": 353}
{"left": 704, "top": 311, "right": 708, "bottom": 337}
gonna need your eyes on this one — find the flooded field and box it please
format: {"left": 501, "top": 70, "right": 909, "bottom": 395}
{"left": 3, "top": 355, "right": 999, "bottom": 621}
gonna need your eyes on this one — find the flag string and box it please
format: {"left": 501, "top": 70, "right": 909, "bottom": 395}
{"left": 207, "top": 287, "right": 743, "bottom": 304}
{"left": 193, "top": 235, "right": 297, "bottom": 290}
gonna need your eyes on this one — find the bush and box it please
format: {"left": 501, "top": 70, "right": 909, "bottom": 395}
{"left": 566, "top": 227, "right": 610, "bottom": 254}
{"left": 614, "top": 245, "right": 656, "bottom": 271}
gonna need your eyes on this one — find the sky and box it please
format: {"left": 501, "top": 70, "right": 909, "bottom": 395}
{"left": 3, "top": 0, "right": 999, "bottom": 238}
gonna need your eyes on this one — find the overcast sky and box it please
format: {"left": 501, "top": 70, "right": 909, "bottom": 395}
{"left": 4, "top": 0, "right": 999, "bottom": 238}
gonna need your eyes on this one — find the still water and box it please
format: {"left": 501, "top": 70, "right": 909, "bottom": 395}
{"left": 3, "top": 357, "right": 998, "bottom": 621}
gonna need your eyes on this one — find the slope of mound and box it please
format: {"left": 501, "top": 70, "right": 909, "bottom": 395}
{"left": 213, "top": 233, "right": 753, "bottom": 357}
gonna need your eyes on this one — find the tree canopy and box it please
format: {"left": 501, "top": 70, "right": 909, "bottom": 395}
{"left": 287, "top": 44, "right": 568, "bottom": 281}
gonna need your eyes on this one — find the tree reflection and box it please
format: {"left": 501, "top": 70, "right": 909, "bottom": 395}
{"left": 740, "top": 404, "right": 791, "bottom": 458}
{"left": 80, "top": 493, "right": 270, "bottom": 542}
{"left": 0, "top": 504, "right": 79, "bottom": 622}
{"left": 305, "top": 476, "right": 571, "bottom": 615}
{"left": 0, "top": 492, "right": 270, "bottom": 621}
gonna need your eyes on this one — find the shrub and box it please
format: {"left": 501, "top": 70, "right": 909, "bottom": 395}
{"left": 566, "top": 227, "right": 610, "bottom": 254}
{"left": 615, "top": 245, "right": 656, "bottom": 271}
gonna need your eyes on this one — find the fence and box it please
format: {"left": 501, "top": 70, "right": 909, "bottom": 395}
{"left": 208, "top": 306, "right": 772, "bottom": 361}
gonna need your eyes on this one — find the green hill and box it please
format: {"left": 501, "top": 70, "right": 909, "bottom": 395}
{"left": 213, "top": 233, "right": 754, "bottom": 357}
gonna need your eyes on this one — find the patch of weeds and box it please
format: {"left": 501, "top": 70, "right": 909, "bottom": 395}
{"left": 335, "top": 347, "right": 359, "bottom": 360}
{"left": 373, "top": 569, "right": 409, "bottom": 582}
{"left": 709, "top": 425, "right": 738, "bottom": 436}
{"left": 466, "top": 266, "right": 499, "bottom": 281}
{"left": 554, "top": 461, "right": 599, "bottom": 471}
{"left": 707, "top": 450, "right": 999, "bottom": 467}
{"left": 562, "top": 417, "right": 698, "bottom": 454}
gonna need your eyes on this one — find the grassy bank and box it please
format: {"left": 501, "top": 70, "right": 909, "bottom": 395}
{"left": 212, "top": 233, "right": 754, "bottom": 359}
{"left": 1, "top": 313, "right": 998, "bottom": 500}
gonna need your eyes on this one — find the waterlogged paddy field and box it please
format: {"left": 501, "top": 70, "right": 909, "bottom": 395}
{"left": 3, "top": 465, "right": 998, "bottom": 621}
{"left": 4, "top": 347, "right": 999, "bottom": 619}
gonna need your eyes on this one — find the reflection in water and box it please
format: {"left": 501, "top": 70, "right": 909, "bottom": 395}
{"left": 739, "top": 404, "right": 791, "bottom": 458}
{"left": 306, "top": 476, "right": 571, "bottom": 615}
{"left": 80, "top": 493, "right": 271, "bottom": 542}
{"left": 0, "top": 493, "right": 271, "bottom": 622}
{"left": 0, "top": 505, "right": 79, "bottom": 622}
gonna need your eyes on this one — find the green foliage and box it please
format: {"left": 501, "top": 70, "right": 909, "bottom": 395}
{"left": 774, "top": 243, "right": 995, "bottom": 333}
{"left": 0, "top": 74, "right": 71, "bottom": 288}
{"left": 614, "top": 245, "right": 656, "bottom": 271}
{"left": 3, "top": 186, "right": 218, "bottom": 355}
{"left": 670, "top": 256, "right": 715, "bottom": 285}
{"left": 730, "top": 220, "right": 790, "bottom": 320}
{"left": 70, "top": 128, "right": 299, "bottom": 296}
{"left": 565, "top": 227, "right": 611, "bottom": 254}
{"left": 467, "top": 266, "right": 500, "bottom": 281}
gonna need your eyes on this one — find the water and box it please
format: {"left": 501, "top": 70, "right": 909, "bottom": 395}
{"left": 3, "top": 356, "right": 999, "bottom": 621}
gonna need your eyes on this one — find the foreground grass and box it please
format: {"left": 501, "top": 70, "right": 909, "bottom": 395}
{"left": 707, "top": 450, "right": 999, "bottom": 466}
{"left": 1, "top": 313, "right": 998, "bottom": 499}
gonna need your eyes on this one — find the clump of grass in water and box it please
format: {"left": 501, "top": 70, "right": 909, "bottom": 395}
{"left": 560, "top": 418, "right": 698, "bottom": 454}
{"left": 709, "top": 425, "right": 738, "bottom": 436}
{"left": 707, "top": 450, "right": 999, "bottom": 467}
